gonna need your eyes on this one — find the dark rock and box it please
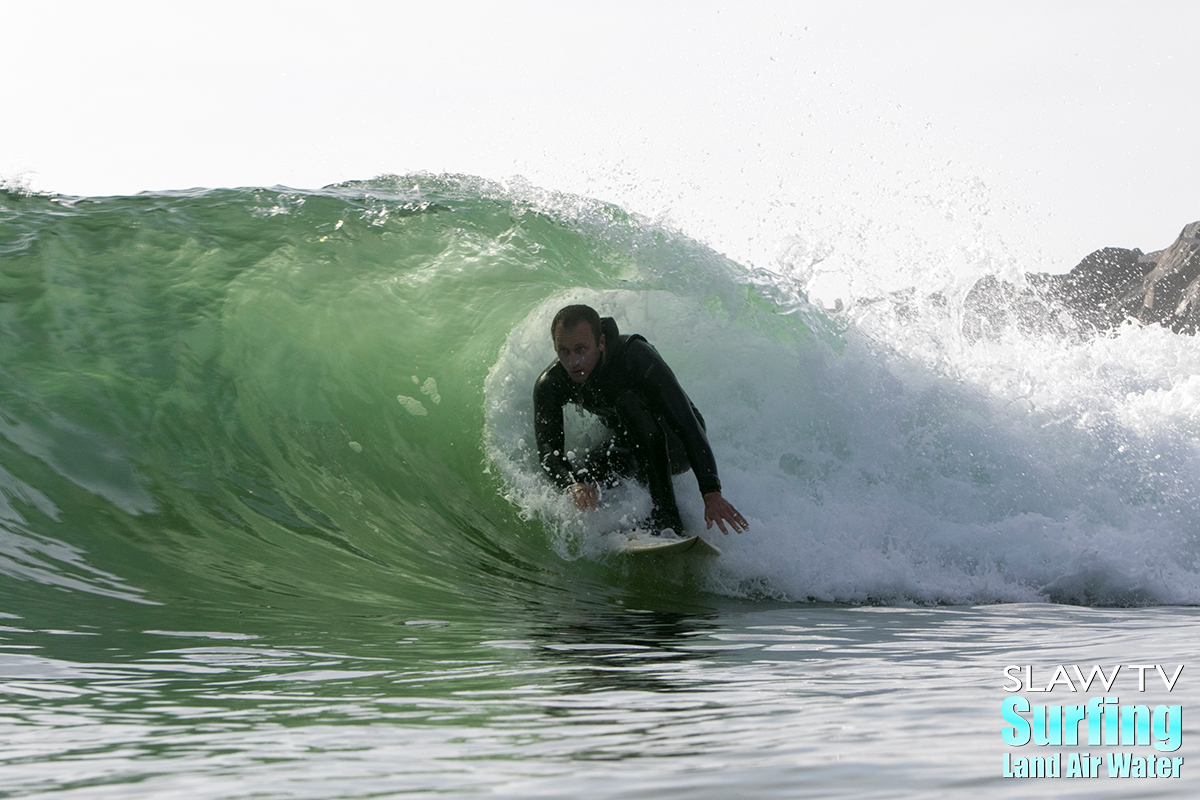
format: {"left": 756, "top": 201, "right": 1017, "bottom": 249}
{"left": 1122, "top": 221, "right": 1200, "bottom": 332}
{"left": 962, "top": 274, "right": 1062, "bottom": 342}
{"left": 1039, "top": 247, "right": 1149, "bottom": 331}
{"left": 962, "top": 222, "right": 1200, "bottom": 339}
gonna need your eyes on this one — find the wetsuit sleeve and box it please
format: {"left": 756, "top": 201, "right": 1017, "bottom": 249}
{"left": 533, "top": 365, "right": 581, "bottom": 490}
{"left": 625, "top": 340, "right": 722, "bottom": 495}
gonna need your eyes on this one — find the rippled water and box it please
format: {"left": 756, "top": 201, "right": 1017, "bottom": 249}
{"left": 4, "top": 600, "right": 1198, "bottom": 798}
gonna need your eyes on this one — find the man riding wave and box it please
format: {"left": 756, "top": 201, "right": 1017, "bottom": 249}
{"left": 533, "top": 304, "right": 748, "bottom": 536}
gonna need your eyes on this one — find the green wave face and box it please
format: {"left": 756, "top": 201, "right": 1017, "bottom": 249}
{"left": 0, "top": 175, "right": 803, "bottom": 628}
{"left": 6, "top": 174, "right": 1200, "bottom": 623}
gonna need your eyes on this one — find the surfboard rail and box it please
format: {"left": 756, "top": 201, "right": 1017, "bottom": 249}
{"left": 608, "top": 532, "right": 722, "bottom": 557}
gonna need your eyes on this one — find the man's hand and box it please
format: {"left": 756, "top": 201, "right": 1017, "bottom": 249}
{"left": 568, "top": 482, "right": 598, "bottom": 511}
{"left": 703, "top": 491, "right": 748, "bottom": 535}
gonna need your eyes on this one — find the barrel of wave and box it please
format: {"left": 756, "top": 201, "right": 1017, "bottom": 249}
{"left": 484, "top": 288, "right": 813, "bottom": 563}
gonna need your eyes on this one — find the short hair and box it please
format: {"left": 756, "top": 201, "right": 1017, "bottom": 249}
{"left": 551, "top": 304, "right": 601, "bottom": 344}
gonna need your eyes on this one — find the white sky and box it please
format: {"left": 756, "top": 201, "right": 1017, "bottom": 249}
{"left": 4, "top": 1, "right": 1197, "bottom": 270}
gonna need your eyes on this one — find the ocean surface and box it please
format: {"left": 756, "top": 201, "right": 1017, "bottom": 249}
{"left": 2, "top": 175, "right": 1198, "bottom": 798}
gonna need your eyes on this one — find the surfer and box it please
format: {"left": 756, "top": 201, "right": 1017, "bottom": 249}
{"left": 533, "top": 304, "right": 748, "bottom": 536}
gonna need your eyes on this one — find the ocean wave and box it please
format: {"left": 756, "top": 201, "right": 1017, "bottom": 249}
{"left": 2, "top": 175, "right": 1199, "bottom": 611}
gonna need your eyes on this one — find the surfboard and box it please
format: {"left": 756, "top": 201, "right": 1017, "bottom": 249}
{"left": 608, "top": 531, "right": 722, "bottom": 557}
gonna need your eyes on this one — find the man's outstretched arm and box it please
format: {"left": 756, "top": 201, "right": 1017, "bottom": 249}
{"left": 533, "top": 367, "right": 580, "bottom": 490}
{"left": 626, "top": 341, "right": 721, "bottom": 493}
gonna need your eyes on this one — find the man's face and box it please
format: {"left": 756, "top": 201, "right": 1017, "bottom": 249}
{"left": 555, "top": 321, "right": 605, "bottom": 384}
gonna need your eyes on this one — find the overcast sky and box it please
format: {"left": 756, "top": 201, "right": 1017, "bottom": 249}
{"left": 4, "top": 1, "right": 1197, "bottom": 270}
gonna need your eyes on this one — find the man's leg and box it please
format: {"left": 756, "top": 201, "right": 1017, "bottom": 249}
{"left": 614, "top": 391, "right": 685, "bottom": 534}
{"left": 574, "top": 437, "right": 636, "bottom": 489}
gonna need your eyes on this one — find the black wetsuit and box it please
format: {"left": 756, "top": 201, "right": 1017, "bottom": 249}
{"left": 533, "top": 317, "right": 721, "bottom": 533}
